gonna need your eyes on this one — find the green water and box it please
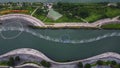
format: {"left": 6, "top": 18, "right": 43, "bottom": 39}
{"left": 0, "top": 28, "right": 120, "bottom": 61}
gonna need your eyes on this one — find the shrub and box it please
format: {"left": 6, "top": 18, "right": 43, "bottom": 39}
{"left": 7, "top": 57, "right": 15, "bottom": 66}
{"left": 96, "top": 60, "right": 104, "bottom": 65}
{"left": 15, "top": 56, "right": 20, "bottom": 61}
{"left": 40, "top": 60, "right": 51, "bottom": 68}
{"left": 84, "top": 63, "right": 91, "bottom": 68}
{"left": 110, "top": 61, "right": 117, "bottom": 68}
{"left": 111, "top": 60, "right": 117, "bottom": 65}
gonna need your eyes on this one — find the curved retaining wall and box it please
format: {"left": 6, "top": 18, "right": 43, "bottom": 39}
{"left": 16, "top": 63, "right": 42, "bottom": 68}
{"left": 0, "top": 14, "right": 45, "bottom": 26}
{"left": 0, "top": 63, "right": 42, "bottom": 68}
{"left": 0, "top": 14, "right": 120, "bottom": 28}
{"left": 0, "top": 48, "right": 120, "bottom": 65}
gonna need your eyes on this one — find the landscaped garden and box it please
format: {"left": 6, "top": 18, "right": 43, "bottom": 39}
{"left": 101, "top": 23, "right": 120, "bottom": 29}
{"left": 1, "top": 2, "right": 120, "bottom": 24}
{"left": 1, "top": 56, "right": 120, "bottom": 68}
{"left": 77, "top": 60, "right": 120, "bottom": 68}
{"left": 34, "top": 2, "right": 120, "bottom": 23}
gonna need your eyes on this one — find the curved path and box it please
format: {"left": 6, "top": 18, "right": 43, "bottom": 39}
{"left": 16, "top": 63, "right": 42, "bottom": 68}
{"left": 0, "top": 14, "right": 120, "bottom": 28}
{"left": 0, "top": 14, "right": 45, "bottom": 26}
{"left": 0, "top": 48, "right": 120, "bottom": 65}
{"left": 92, "top": 17, "right": 120, "bottom": 27}
{"left": 0, "top": 63, "right": 42, "bottom": 68}
{"left": 52, "top": 18, "right": 120, "bottom": 28}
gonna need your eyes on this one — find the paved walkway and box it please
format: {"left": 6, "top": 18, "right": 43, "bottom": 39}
{"left": 49, "top": 18, "right": 120, "bottom": 28}
{"left": 0, "top": 14, "right": 45, "bottom": 26}
{"left": 0, "top": 14, "right": 120, "bottom": 28}
{"left": 0, "top": 48, "right": 120, "bottom": 68}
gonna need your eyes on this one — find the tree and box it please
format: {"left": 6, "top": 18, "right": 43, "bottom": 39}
{"left": 79, "top": 9, "right": 89, "bottom": 18}
{"left": 40, "top": 60, "right": 51, "bottom": 68}
{"left": 84, "top": 63, "right": 91, "bottom": 68}
{"left": 35, "top": 8, "right": 48, "bottom": 16}
{"left": 111, "top": 60, "right": 117, "bottom": 65}
{"left": 105, "top": 61, "right": 111, "bottom": 65}
{"left": 77, "top": 62, "right": 83, "bottom": 68}
{"left": 15, "top": 56, "right": 20, "bottom": 61}
{"left": 110, "top": 60, "right": 117, "bottom": 68}
{"left": 7, "top": 57, "right": 15, "bottom": 66}
{"left": 96, "top": 60, "right": 104, "bottom": 65}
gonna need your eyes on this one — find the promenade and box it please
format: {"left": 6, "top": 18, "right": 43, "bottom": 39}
{"left": 0, "top": 14, "right": 45, "bottom": 26}
{"left": 49, "top": 17, "right": 120, "bottom": 28}
{"left": 0, "top": 48, "right": 120, "bottom": 68}
{"left": 0, "top": 14, "right": 120, "bottom": 28}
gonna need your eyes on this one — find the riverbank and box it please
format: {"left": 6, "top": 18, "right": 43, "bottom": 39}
{"left": 0, "top": 14, "right": 45, "bottom": 26}
{"left": 0, "top": 14, "right": 120, "bottom": 29}
{"left": 0, "top": 48, "right": 120, "bottom": 68}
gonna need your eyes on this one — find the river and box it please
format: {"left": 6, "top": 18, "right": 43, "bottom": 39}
{"left": 0, "top": 18, "right": 120, "bottom": 61}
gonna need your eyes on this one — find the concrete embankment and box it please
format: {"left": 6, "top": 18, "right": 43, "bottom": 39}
{"left": 0, "top": 14, "right": 120, "bottom": 29}
{"left": 0, "top": 14, "right": 45, "bottom": 26}
{"left": 0, "top": 48, "right": 120, "bottom": 68}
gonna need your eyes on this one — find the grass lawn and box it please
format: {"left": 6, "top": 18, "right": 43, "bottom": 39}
{"left": 1, "top": 2, "right": 120, "bottom": 24}
{"left": 33, "top": 14, "right": 83, "bottom": 24}
{"left": 101, "top": 23, "right": 120, "bottom": 29}
{"left": 44, "top": 16, "right": 82, "bottom": 23}
{"left": 85, "top": 13, "right": 103, "bottom": 23}
{"left": 105, "top": 7, "right": 120, "bottom": 18}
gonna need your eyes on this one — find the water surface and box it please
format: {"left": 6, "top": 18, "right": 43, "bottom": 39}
{"left": 0, "top": 22, "right": 120, "bottom": 61}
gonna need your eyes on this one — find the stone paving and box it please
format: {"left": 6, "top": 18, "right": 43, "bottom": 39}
{"left": 0, "top": 48, "right": 120, "bottom": 68}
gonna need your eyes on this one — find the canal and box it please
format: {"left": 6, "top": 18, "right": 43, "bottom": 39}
{"left": 0, "top": 18, "right": 120, "bottom": 61}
